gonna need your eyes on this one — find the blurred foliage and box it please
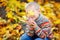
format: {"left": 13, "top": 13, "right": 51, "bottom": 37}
{"left": 0, "top": 0, "right": 60, "bottom": 40}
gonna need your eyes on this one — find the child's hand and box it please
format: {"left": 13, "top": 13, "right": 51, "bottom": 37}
{"left": 48, "top": 33, "right": 53, "bottom": 39}
{"left": 40, "top": 33, "right": 46, "bottom": 38}
{"left": 26, "top": 18, "right": 37, "bottom": 28}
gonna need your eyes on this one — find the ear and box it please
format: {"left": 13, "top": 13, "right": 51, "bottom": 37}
{"left": 37, "top": 9, "right": 40, "bottom": 14}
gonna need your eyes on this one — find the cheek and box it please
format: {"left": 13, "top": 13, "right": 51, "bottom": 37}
{"left": 34, "top": 9, "right": 40, "bottom": 13}
{"left": 31, "top": 15, "right": 38, "bottom": 19}
{"left": 34, "top": 14, "right": 39, "bottom": 19}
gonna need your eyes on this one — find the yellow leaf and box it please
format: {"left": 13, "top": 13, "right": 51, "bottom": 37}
{"left": 6, "top": 11, "right": 14, "bottom": 18}
{"left": 27, "top": 0, "right": 34, "bottom": 2}
{"left": 28, "top": 10, "right": 35, "bottom": 16}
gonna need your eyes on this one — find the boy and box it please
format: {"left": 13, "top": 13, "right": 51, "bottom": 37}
{"left": 20, "top": 2, "right": 53, "bottom": 40}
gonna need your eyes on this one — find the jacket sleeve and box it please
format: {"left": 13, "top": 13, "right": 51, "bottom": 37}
{"left": 34, "top": 21, "right": 52, "bottom": 38}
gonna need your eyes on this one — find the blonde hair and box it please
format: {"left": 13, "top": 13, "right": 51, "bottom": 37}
{"left": 25, "top": 2, "right": 40, "bottom": 11}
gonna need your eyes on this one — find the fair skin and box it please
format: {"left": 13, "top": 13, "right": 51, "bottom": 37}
{"left": 25, "top": 6, "right": 43, "bottom": 37}
{"left": 26, "top": 6, "right": 40, "bottom": 21}
{"left": 25, "top": 5, "right": 53, "bottom": 39}
{"left": 26, "top": 6, "right": 40, "bottom": 27}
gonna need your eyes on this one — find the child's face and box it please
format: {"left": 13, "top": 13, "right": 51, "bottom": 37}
{"left": 26, "top": 8, "right": 40, "bottom": 20}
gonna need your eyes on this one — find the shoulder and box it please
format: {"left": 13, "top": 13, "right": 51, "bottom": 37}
{"left": 36, "top": 14, "right": 52, "bottom": 28}
{"left": 36, "top": 14, "right": 50, "bottom": 23}
{"left": 40, "top": 14, "right": 52, "bottom": 28}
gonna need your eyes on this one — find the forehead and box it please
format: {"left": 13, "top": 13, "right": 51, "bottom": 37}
{"left": 25, "top": 2, "right": 40, "bottom": 10}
